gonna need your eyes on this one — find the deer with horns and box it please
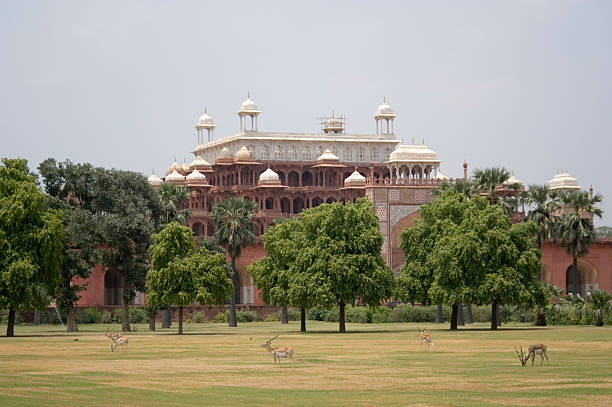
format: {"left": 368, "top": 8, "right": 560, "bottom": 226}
{"left": 514, "top": 344, "right": 548, "bottom": 366}
{"left": 419, "top": 328, "right": 434, "bottom": 351}
{"left": 261, "top": 335, "right": 295, "bottom": 367}
{"left": 106, "top": 328, "right": 128, "bottom": 352}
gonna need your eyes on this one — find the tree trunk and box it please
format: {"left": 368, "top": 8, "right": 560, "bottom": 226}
{"left": 178, "top": 305, "right": 183, "bottom": 335}
{"left": 149, "top": 315, "right": 156, "bottom": 331}
{"left": 466, "top": 304, "right": 473, "bottom": 324}
{"left": 450, "top": 304, "right": 458, "bottom": 330}
{"left": 535, "top": 309, "right": 547, "bottom": 326}
{"left": 162, "top": 305, "right": 171, "bottom": 328}
{"left": 497, "top": 306, "right": 501, "bottom": 327}
{"left": 339, "top": 300, "right": 346, "bottom": 333}
{"left": 458, "top": 304, "right": 465, "bottom": 326}
{"left": 66, "top": 307, "right": 78, "bottom": 332}
{"left": 435, "top": 305, "right": 444, "bottom": 323}
{"left": 6, "top": 307, "right": 15, "bottom": 337}
{"left": 228, "top": 257, "right": 238, "bottom": 327}
{"left": 121, "top": 299, "right": 131, "bottom": 332}
{"left": 491, "top": 301, "right": 499, "bottom": 330}
{"left": 33, "top": 309, "right": 41, "bottom": 325}
{"left": 281, "top": 305, "right": 289, "bottom": 324}
{"left": 300, "top": 308, "right": 306, "bottom": 332}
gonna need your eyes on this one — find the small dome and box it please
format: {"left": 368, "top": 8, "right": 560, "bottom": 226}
{"left": 196, "top": 111, "right": 215, "bottom": 129}
{"left": 220, "top": 147, "right": 232, "bottom": 158}
{"left": 259, "top": 167, "right": 280, "bottom": 183}
{"left": 323, "top": 117, "right": 343, "bottom": 133}
{"left": 148, "top": 172, "right": 162, "bottom": 186}
{"left": 504, "top": 174, "right": 523, "bottom": 186}
{"left": 165, "top": 159, "right": 182, "bottom": 176}
{"left": 388, "top": 144, "right": 439, "bottom": 162}
{"left": 182, "top": 159, "right": 189, "bottom": 172}
{"left": 189, "top": 154, "right": 211, "bottom": 169}
{"left": 165, "top": 170, "right": 185, "bottom": 183}
{"left": 548, "top": 172, "right": 580, "bottom": 191}
{"left": 317, "top": 149, "right": 340, "bottom": 162}
{"left": 239, "top": 97, "right": 260, "bottom": 114}
{"left": 344, "top": 170, "right": 366, "bottom": 186}
{"left": 375, "top": 100, "right": 396, "bottom": 118}
{"left": 436, "top": 171, "right": 448, "bottom": 181}
{"left": 234, "top": 146, "right": 253, "bottom": 160}
{"left": 186, "top": 169, "right": 206, "bottom": 181}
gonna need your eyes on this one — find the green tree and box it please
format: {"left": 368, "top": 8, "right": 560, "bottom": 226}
{"left": 212, "top": 197, "right": 257, "bottom": 327}
{"left": 157, "top": 183, "right": 191, "bottom": 229}
{"left": 473, "top": 167, "right": 511, "bottom": 205}
{"left": 557, "top": 190, "right": 603, "bottom": 296}
{"left": 38, "top": 159, "right": 101, "bottom": 332}
{"left": 299, "top": 199, "right": 394, "bottom": 333}
{"left": 148, "top": 223, "right": 232, "bottom": 334}
{"left": 397, "top": 189, "right": 472, "bottom": 329}
{"left": 523, "top": 184, "right": 560, "bottom": 326}
{"left": 0, "top": 158, "right": 65, "bottom": 336}
{"left": 96, "top": 169, "right": 162, "bottom": 332}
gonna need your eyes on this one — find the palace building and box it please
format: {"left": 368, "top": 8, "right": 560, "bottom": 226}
{"left": 76, "top": 97, "right": 611, "bottom": 309}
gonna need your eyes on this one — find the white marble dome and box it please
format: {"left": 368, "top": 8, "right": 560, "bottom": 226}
{"left": 436, "top": 171, "right": 448, "bottom": 181}
{"left": 240, "top": 97, "right": 259, "bottom": 113}
{"left": 189, "top": 154, "right": 211, "bottom": 169}
{"left": 323, "top": 117, "right": 343, "bottom": 133}
{"left": 165, "top": 160, "right": 182, "bottom": 176}
{"left": 375, "top": 101, "right": 396, "bottom": 118}
{"left": 219, "top": 147, "right": 232, "bottom": 158}
{"left": 344, "top": 170, "right": 366, "bottom": 186}
{"left": 388, "top": 144, "right": 438, "bottom": 162}
{"left": 182, "top": 159, "right": 189, "bottom": 172}
{"left": 186, "top": 169, "right": 206, "bottom": 181}
{"left": 196, "top": 112, "right": 215, "bottom": 129}
{"left": 148, "top": 172, "right": 162, "bottom": 186}
{"left": 548, "top": 172, "right": 580, "bottom": 191}
{"left": 165, "top": 170, "right": 185, "bottom": 183}
{"left": 234, "top": 146, "right": 253, "bottom": 161}
{"left": 504, "top": 174, "right": 523, "bottom": 187}
{"left": 317, "top": 149, "right": 340, "bottom": 161}
{"left": 259, "top": 167, "right": 280, "bottom": 183}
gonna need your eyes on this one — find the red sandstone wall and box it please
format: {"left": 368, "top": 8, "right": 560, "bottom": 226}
{"left": 74, "top": 264, "right": 106, "bottom": 307}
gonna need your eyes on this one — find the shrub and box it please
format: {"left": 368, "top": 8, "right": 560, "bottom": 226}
{"left": 393, "top": 304, "right": 436, "bottom": 323}
{"left": 77, "top": 308, "right": 101, "bottom": 324}
{"left": 188, "top": 311, "right": 207, "bottom": 323}
{"left": 100, "top": 310, "right": 113, "bottom": 324}
{"left": 39, "top": 310, "right": 62, "bottom": 324}
{"left": 371, "top": 306, "right": 394, "bottom": 323}
{"left": 112, "top": 308, "right": 122, "bottom": 323}
{"left": 323, "top": 307, "right": 339, "bottom": 322}
{"left": 307, "top": 307, "right": 330, "bottom": 321}
{"left": 345, "top": 306, "right": 370, "bottom": 323}
{"left": 213, "top": 310, "right": 228, "bottom": 323}
{"left": 470, "top": 305, "right": 492, "bottom": 322}
{"left": 237, "top": 308, "right": 258, "bottom": 322}
{"left": 129, "top": 307, "right": 147, "bottom": 323}
{"left": 0, "top": 310, "right": 24, "bottom": 324}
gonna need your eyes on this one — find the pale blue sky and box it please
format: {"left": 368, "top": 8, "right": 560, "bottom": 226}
{"left": 1, "top": 1, "right": 610, "bottom": 224}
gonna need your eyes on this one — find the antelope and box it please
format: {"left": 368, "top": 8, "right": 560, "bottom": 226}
{"left": 261, "top": 335, "right": 294, "bottom": 367}
{"left": 106, "top": 328, "right": 128, "bottom": 352}
{"left": 514, "top": 344, "right": 548, "bottom": 366}
{"left": 419, "top": 328, "right": 433, "bottom": 351}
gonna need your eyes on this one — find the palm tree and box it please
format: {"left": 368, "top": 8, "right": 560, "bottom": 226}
{"left": 524, "top": 185, "right": 559, "bottom": 249}
{"left": 212, "top": 197, "right": 257, "bottom": 327}
{"left": 472, "top": 167, "right": 511, "bottom": 205}
{"left": 157, "top": 183, "right": 191, "bottom": 229}
{"left": 587, "top": 290, "right": 612, "bottom": 326}
{"left": 557, "top": 190, "right": 603, "bottom": 296}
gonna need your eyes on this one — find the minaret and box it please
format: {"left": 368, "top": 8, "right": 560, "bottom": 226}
{"left": 238, "top": 93, "right": 261, "bottom": 132}
{"left": 463, "top": 160, "right": 468, "bottom": 180}
{"left": 195, "top": 108, "right": 216, "bottom": 144}
{"left": 374, "top": 97, "right": 396, "bottom": 135}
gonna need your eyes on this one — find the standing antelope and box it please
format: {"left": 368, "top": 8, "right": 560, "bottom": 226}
{"left": 261, "top": 335, "right": 294, "bottom": 367}
{"left": 106, "top": 328, "right": 128, "bottom": 352}
{"left": 514, "top": 344, "right": 548, "bottom": 366}
{"left": 419, "top": 328, "right": 434, "bottom": 351}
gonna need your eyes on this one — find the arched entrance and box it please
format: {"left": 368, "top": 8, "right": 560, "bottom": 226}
{"left": 566, "top": 260, "right": 599, "bottom": 297}
{"left": 390, "top": 211, "right": 422, "bottom": 275}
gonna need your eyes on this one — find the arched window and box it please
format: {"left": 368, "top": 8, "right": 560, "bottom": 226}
{"left": 370, "top": 148, "right": 378, "bottom": 162}
{"left": 303, "top": 146, "right": 312, "bottom": 161}
{"left": 288, "top": 146, "right": 298, "bottom": 160}
{"left": 247, "top": 144, "right": 256, "bottom": 157}
{"left": 288, "top": 171, "right": 299, "bottom": 187}
{"left": 358, "top": 147, "right": 366, "bottom": 161}
{"left": 316, "top": 145, "right": 325, "bottom": 158}
{"left": 345, "top": 148, "right": 353, "bottom": 162}
{"left": 280, "top": 197, "right": 290, "bottom": 214}
{"left": 191, "top": 222, "right": 203, "bottom": 236}
{"left": 261, "top": 145, "right": 270, "bottom": 160}
{"left": 275, "top": 145, "right": 284, "bottom": 160}
{"left": 293, "top": 198, "right": 304, "bottom": 214}
{"left": 302, "top": 171, "right": 313, "bottom": 186}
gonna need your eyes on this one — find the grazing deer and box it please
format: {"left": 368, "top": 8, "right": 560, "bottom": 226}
{"left": 106, "top": 328, "right": 128, "bottom": 352}
{"left": 514, "top": 344, "right": 548, "bottom": 366}
{"left": 419, "top": 328, "right": 434, "bottom": 351}
{"left": 261, "top": 335, "right": 294, "bottom": 367}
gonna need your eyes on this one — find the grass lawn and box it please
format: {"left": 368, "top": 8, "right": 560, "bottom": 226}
{"left": 0, "top": 321, "right": 610, "bottom": 407}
